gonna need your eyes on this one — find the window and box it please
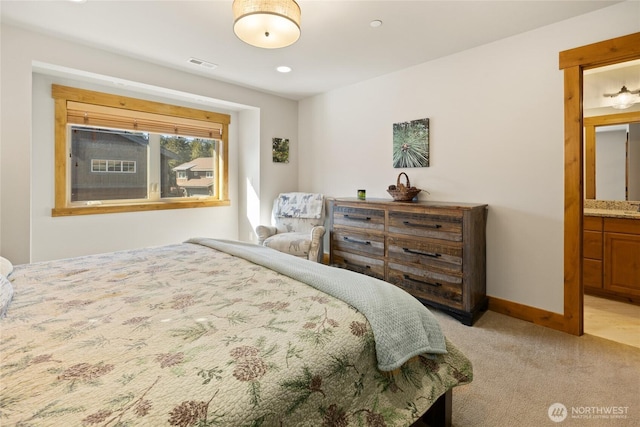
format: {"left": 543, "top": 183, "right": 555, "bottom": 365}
{"left": 91, "top": 159, "right": 137, "bottom": 174}
{"left": 52, "top": 85, "right": 230, "bottom": 216}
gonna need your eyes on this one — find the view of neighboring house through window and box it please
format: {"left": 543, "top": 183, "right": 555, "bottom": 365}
{"left": 163, "top": 135, "right": 217, "bottom": 198}
{"left": 73, "top": 127, "right": 148, "bottom": 201}
{"left": 71, "top": 127, "right": 217, "bottom": 203}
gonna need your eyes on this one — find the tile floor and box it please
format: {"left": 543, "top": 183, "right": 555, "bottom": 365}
{"left": 584, "top": 294, "right": 640, "bottom": 348}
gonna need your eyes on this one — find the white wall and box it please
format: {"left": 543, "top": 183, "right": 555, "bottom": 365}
{"left": 629, "top": 123, "right": 640, "bottom": 201}
{"left": 1, "top": 24, "right": 298, "bottom": 263}
{"left": 298, "top": 1, "right": 640, "bottom": 314}
{"left": 596, "top": 128, "right": 627, "bottom": 201}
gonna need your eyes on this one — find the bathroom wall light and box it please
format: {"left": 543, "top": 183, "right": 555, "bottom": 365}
{"left": 604, "top": 85, "right": 640, "bottom": 110}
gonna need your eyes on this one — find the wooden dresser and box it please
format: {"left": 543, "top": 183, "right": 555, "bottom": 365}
{"left": 329, "top": 198, "right": 488, "bottom": 325}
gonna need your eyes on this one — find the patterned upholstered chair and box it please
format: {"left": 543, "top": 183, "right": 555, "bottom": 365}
{"left": 256, "top": 193, "right": 326, "bottom": 262}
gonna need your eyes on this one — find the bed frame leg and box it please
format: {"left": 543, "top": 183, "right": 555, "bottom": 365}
{"left": 420, "top": 389, "right": 452, "bottom": 427}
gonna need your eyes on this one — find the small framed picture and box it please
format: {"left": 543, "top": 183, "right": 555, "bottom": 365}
{"left": 272, "top": 137, "right": 289, "bottom": 163}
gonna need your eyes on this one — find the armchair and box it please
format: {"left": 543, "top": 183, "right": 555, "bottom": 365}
{"left": 256, "top": 193, "right": 326, "bottom": 262}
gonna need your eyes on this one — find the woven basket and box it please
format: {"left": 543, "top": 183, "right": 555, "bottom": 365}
{"left": 387, "top": 172, "right": 421, "bottom": 201}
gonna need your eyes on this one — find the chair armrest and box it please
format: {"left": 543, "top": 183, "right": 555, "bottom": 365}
{"left": 308, "top": 226, "right": 326, "bottom": 263}
{"left": 256, "top": 225, "right": 277, "bottom": 245}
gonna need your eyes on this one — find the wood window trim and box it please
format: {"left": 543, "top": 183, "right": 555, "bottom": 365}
{"left": 51, "top": 84, "right": 231, "bottom": 217}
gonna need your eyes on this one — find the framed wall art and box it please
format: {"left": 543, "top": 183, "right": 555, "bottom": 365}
{"left": 272, "top": 137, "right": 289, "bottom": 163}
{"left": 393, "top": 118, "right": 429, "bottom": 168}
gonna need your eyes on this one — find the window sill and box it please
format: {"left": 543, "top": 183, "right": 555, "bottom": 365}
{"left": 51, "top": 199, "right": 231, "bottom": 217}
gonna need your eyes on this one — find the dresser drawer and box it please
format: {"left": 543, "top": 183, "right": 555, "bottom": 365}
{"left": 388, "top": 210, "right": 463, "bottom": 241}
{"left": 388, "top": 263, "right": 463, "bottom": 309}
{"left": 332, "top": 229, "right": 384, "bottom": 258}
{"left": 388, "top": 236, "right": 462, "bottom": 273}
{"left": 332, "top": 250, "right": 385, "bottom": 280}
{"left": 332, "top": 205, "right": 385, "bottom": 232}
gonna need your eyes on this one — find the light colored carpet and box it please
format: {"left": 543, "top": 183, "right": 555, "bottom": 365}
{"left": 430, "top": 309, "right": 640, "bottom": 426}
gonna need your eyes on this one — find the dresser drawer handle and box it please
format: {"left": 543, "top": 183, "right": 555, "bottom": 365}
{"left": 403, "top": 274, "right": 442, "bottom": 287}
{"left": 344, "top": 236, "right": 371, "bottom": 245}
{"left": 345, "top": 214, "right": 371, "bottom": 221}
{"left": 345, "top": 260, "right": 371, "bottom": 270}
{"left": 403, "top": 221, "right": 441, "bottom": 229}
{"left": 403, "top": 248, "right": 441, "bottom": 258}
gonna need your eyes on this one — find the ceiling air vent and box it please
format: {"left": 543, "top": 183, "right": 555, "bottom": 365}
{"left": 188, "top": 58, "right": 218, "bottom": 70}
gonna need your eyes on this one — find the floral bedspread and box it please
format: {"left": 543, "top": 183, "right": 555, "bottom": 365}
{"left": 0, "top": 242, "right": 472, "bottom": 426}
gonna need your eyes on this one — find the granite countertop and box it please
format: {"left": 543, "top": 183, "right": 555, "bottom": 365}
{"left": 584, "top": 208, "right": 640, "bottom": 219}
{"left": 583, "top": 200, "right": 640, "bottom": 219}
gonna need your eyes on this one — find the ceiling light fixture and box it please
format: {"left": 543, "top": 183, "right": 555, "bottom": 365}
{"left": 276, "top": 66, "right": 292, "bottom": 73}
{"left": 604, "top": 85, "right": 640, "bottom": 110}
{"left": 232, "top": 0, "right": 301, "bottom": 49}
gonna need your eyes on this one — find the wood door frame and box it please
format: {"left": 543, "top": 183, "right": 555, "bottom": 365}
{"left": 559, "top": 32, "right": 640, "bottom": 335}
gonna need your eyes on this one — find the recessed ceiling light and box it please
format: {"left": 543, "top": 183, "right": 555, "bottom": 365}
{"left": 370, "top": 20, "right": 383, "bottom": 28}
{"left": 277, "top": 66, "right": 292, "bottom": 73}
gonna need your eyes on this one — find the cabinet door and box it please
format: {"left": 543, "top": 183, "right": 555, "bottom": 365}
{"left": 583, "top": 259, "right": 603, "bottom": 289}
{"left": 583, "top": 230, "right": 603, "bottom": 260}
{"left": 604, "top": 232, "right": 640, "bottom": 296}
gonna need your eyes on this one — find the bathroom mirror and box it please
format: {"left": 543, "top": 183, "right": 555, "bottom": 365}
{"left": 583, "top": 59, "right": 640, "bottom": 202}
{"left": 584, "top": 111, "right": 640, "bottom": 201}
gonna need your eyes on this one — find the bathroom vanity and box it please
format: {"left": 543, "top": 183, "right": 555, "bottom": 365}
{"left": 583, "top": 201, "right": 640, "bottom": 304}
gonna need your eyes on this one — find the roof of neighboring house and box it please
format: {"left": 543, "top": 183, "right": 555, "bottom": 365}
{"left": 172, "top": 157, "right": 213, "bottom": 172}
{"left": 177, "top": 177, "right": 213, "bottom": 189}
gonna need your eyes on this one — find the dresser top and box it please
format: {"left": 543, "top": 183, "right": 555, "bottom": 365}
{"left": 331, "top": 197, "right": 487, "bottom": 210}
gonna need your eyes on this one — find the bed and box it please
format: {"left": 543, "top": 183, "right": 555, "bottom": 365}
{"left": 0, "top": 238, "right": 472, "bottom": 426}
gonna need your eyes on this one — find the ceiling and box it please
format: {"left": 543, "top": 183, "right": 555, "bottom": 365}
{"left": 0, "top": 0, "right": 631, "bottom": 101}
{"left": 584, "top": 60, "right": 640, "bottom": 115}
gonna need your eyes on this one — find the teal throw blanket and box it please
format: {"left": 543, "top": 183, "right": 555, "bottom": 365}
{"left": 187, "top": 238, "right": 447, "bottom": 371}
